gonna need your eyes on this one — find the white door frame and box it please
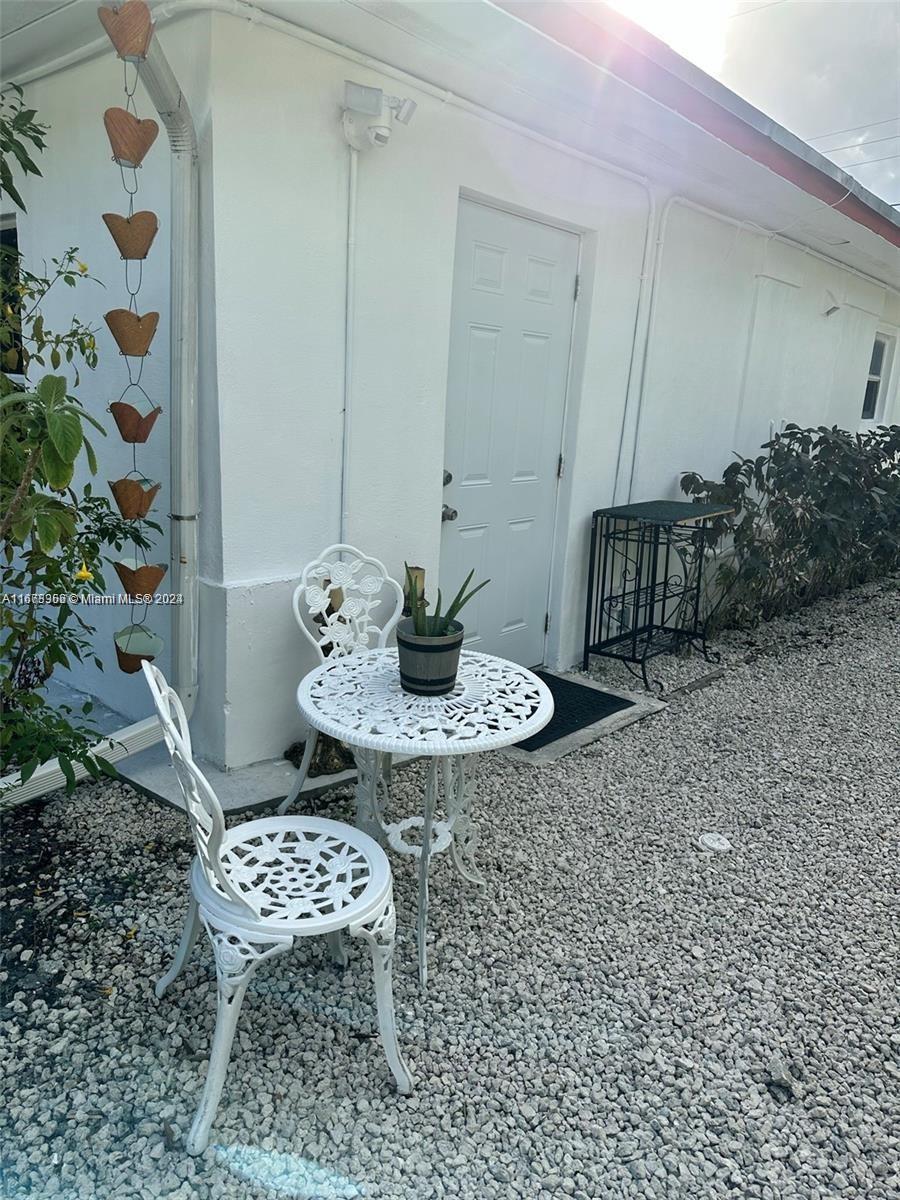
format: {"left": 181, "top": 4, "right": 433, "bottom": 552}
{"left": 445, "top": 189, "right": 583, "bottom": 666}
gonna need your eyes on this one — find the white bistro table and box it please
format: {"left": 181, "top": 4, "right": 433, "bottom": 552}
{"left": 297, "top": 648, "right": 554, "bottom": 985}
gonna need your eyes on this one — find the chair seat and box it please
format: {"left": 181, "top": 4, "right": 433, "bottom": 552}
{"left": 192, "top": 815, "right": 391, "bottom": 936}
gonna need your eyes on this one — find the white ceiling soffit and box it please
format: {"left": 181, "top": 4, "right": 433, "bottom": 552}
{"left": 0, "top": 0, "right": 93, "bottom": 64}
{"left": 2, "top": 0, "right": 898, "bottom": 288}
{"left": 0, "top": 1, "right": 78, "bottom": 38}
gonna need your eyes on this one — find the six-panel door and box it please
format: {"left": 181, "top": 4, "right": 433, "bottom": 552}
{"left": 440, "top": 199, "right": 579, "bottom": 666}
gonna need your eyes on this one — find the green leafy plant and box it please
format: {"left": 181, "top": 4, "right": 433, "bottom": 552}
{"left": 0, "top": 85, "right": 47, "bottom": 213}
{"left": 404, "top": 564, "right": 490, "bottom": 636}
{"left": 1, "top": 245, "right": 100, "bottom": 381}
{"left": 1, "top": 92, "right": 157, "bottom": 790}
{"left": 681, "top": 422, "right": 900, "bottom": 630}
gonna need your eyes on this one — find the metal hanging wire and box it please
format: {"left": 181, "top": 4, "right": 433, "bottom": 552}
{"left": 112, "top": 56, "right": 161, "bottom": 646}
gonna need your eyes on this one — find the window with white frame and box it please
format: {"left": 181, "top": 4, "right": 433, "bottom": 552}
{"left": 861, "top": 333, "right": 893, "bottom": 423}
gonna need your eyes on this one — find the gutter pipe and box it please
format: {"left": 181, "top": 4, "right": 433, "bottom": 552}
{"left": 136, "top": 34, "right": 200, "bottom": 718}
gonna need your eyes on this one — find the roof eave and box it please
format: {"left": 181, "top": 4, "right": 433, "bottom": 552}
{"left": 494, "top": 0, "right": 900, "bottom": 251}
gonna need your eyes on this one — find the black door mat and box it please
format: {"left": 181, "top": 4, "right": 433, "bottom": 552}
{"left": 515, "top": 671, "right": 635, "bottom": 752}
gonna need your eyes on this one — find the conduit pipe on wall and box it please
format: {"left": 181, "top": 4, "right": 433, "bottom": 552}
{"left": 340, "top": 146, "right": 358, "bottom": 543}
{"left": 618, "top": 192, "right": 678, "bottom": 504}
{"left": 609, "top": 186, "right": 660, "bottom": 506}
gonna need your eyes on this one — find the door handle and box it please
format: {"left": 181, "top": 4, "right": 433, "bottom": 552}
{"left": 442, "top": 504, "right": 458, "bottom": 522}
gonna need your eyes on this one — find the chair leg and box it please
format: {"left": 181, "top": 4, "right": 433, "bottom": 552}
{"left": 156, "top": 895, "right": 201, "bottom": 999}
{"left": 326, "top": 929, "right": 349, "bottom": 968}
{"left": 349, "top": 896, "right": 414, "bottom": 1095}
{"left": 186, "top": 920, "right": 293, "bottom": 1155}
{"left": 276, "top": 729, "right": 319, "bottom": 815}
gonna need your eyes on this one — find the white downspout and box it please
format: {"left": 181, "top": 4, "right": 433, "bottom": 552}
{"left": 136, "top": 36, "right": 201, "bottom": 717}
{"left": 0, "top": 23, "right": 200, "bottom": 808}
{"left": 340, "top": 146, "right": 358, "bottom": 544}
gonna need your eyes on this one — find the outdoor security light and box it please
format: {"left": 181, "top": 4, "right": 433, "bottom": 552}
{"left": 344, "top": 80, "right": 383, "bottom": 116}
{"left": 387, "top": 96, "right": 417, "bottom": 125}
{"left": 343, "top": 80, "right": 417, "bottom": 150}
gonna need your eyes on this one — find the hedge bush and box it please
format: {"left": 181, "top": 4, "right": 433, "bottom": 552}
{"left": 681, "top": 423, "right": 900, "bottom": 630}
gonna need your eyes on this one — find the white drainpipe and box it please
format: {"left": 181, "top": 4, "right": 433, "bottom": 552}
{"left": 0, "top": 25, "right": 199, "bottom": 808}
{"left": 137, "top": 35, "right": 200, "bottom": 717}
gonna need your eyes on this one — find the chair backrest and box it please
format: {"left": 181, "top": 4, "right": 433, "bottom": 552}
{"left": 292, "top": 543, "right": 404, "bottom": 665}
{"left": 141, "top": 661, "right": 254, "bottom": 915}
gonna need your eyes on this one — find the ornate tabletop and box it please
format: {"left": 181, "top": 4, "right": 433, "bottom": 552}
{"left": 297, "top": 648, "right": 554, "bottom": 756}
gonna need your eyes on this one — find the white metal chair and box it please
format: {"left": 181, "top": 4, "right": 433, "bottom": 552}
{"left": 142, "top": 661, "right": 413, "bottom": 1155}
{"left": 277, "top": 544, "right": 404, "bottom": 815}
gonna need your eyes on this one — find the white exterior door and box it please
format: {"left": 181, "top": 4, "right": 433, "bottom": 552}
{"left": 440, "top": 200, "right": 579, "bottom": 666}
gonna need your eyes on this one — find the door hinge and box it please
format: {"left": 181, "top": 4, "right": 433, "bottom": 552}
{"left": 557, "top": 452, "right": 564, "bottom": 479}
{"left": 544, "top": 612, "right": 550, "bottom": 634}
{"left": 573, "top": 273, "right": 580, "bottom": 301}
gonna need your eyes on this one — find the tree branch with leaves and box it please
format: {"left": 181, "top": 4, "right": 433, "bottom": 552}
{"left": 1, "top": 87, "right": 159, "bottom": 790}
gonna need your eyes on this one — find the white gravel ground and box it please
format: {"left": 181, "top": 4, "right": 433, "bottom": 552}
{"left": 2, "top": 578, "right": 898, "bottom": 1200}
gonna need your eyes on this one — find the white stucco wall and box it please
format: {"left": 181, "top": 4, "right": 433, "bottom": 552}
{"left": 629, "top": 199, "right": 900, "bottom": 502}
{"left": 14, "top": 12, "right": 900, "bottom": 770}
{"left": 205, "top": 16, "right": 899, "bottom": 768}
{"left": 205, "top": 14, "right": 651, "bottom": 767}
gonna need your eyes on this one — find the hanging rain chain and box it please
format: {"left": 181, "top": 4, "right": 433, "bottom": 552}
{"left": 99, "top": 1, "right": 166, "bottom": 673}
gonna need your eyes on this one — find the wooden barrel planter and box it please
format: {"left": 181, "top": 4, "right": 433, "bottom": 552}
{"left": 396, "top": 618, "right": 464, "bottom": 696}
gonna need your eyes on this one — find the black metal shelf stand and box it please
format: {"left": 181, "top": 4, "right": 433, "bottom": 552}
{"left": 583, "top": 500, "right": 733, "bottom": 689}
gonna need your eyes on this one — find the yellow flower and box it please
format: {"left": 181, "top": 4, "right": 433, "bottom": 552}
{"left": 74, "top": 561, "right": 93, "bottom": 583}
{"left": 77, "top": 261, "right": 88, "bottom": 274}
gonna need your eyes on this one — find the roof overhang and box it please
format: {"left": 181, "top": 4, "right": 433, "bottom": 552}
{"left": 500, "top": 1, "right": 900, "bottom": 250}
{"left": 3, "top": 0, "right": 899, "bottom": 288}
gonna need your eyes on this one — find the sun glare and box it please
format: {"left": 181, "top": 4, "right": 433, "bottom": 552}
{"left": 603, "top": 0, "right": 740, "bottom": 75}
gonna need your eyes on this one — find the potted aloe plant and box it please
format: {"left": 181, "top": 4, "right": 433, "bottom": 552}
{"left": 397, "top": 565, "right": 489, "bottom": 695}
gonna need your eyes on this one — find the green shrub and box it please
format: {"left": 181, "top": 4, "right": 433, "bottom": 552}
{"left": 1, "top": 86, "right": 158, "bottom": 790}
{"left": 681, "top": 423, "right": 900, "bottom": 630}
